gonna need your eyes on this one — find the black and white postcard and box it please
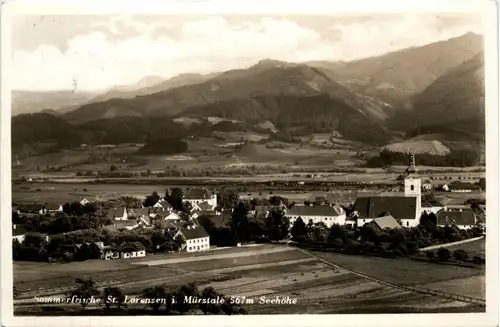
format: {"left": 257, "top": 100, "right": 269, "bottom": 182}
{"left": 1, "top": 1, "right": 498, "bottom": 326}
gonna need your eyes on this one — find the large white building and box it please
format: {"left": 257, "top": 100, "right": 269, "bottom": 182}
{"left": 286, "top": 205, "right": 346, "bottom": 228}
{"left": 176, "top": 225, "right": 211, "bottom": 253}
{"left": 353, "top": 153, "right": 421, "bottom": 228}
{"left": 183, "top": 188, "right": 217, "bottom": 211}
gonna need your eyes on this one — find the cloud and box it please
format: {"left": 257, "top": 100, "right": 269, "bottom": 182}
{"left": 12, "top": 14, "right": 483, "bottom": 91}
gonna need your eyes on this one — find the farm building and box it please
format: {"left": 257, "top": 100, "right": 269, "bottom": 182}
{"left": 12, "top": 224, "right": 27, "bottom": 242}
{"left": 437, "top": 210, "right": 476, "bottom": 230}
{"left": 191, "top": 201, "right": 220, "bottom": 217}
{"left": 16, "top": 204, "right": 45, "bottom": 215}
{"left": 421, "top": 180, "right": 433, "bottom": 191}
{"left": 107, "top": 206, "right": 128, "bottom": 220}
{"left": 43, "top": 203, "right": 63, "bottom": 213}
{"left": 352, "top": 153, "right": 421, "bottom": 228}
{"left": 80, "top": 198, "right": 91, "bottom": 206}
{"left": 176, "top": 225, "right": 210, "bottom": 253}
{"left": 286, "top": 205, "right": 346, "bottom": 228}
{"left": 103, "top": 242, "right": 146, "bottom": 260}
{"left": 421, "top": 200, "right": 445, "bottom": 215}
{"left": 183, "top": 188, "right": 217, "bottom": 210}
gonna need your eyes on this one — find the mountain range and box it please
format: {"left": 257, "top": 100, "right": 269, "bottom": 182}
{"left": 11, "top": 32, "right": 486, "bottom": 157}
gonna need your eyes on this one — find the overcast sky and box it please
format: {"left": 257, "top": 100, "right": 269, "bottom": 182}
{"left": 11, "top": 13, "right": 483, "bottom": 92}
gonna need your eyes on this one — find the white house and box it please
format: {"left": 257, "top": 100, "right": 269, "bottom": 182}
{"left": 437, "top": 210, "right": 476, "bottom": 230}
{"left": 103, "top": 242, "right": 146, "bottom": 260}
{"left": 153, "top": 199, "right": 173, "bottom": 210}
{"left": 80, "top": 198, "right": 91, "bottom": 206}
{"left": 286, "top": 205, "right": 346, "bottom": 228}
{"left": 176, "top": 226, "right": 210, "bottom": 253}
{"left": 43, "top": 204, "right": 63, "bottom": 213}
{"left": 183, "top": 188, "right": 217, "bottom": 210}
{"left": 421, "top": 180, "right": 433, "bottom": 191}
{"left": 421, "top": 200, "right": 445, "bottom": 215}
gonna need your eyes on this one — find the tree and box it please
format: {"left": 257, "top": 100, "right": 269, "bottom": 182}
{"left": 479, "top": 177, "right": 486, "bottom": 191}
{"left": 291, "top": 217, "right": 308, "bottom": 242}
{"left": 217, "top": 188, "right": 239, "bottom": 209}
{"left": 142, "top": 285, "right": 166, "bottom": 313}
{"left": 453, "top": 249, "right": 469, "bottom": 261}
{"left": 143, "top": 191, "right": 161, "bottom": 208}
{"left": 265, "top": 209, "right": 290, "bottom": 241}
{"left": 166, "top": 188, "right": 184, "bottom": 211}
{"left": 437, "top": 248, "right": 451, "bottom": 261}
{"left": 70, "top": 278, "right": 101, "bottom": 311}
{"left": 172, "top": 282, "right": 200, "bottom": 314}
{"left": 199, "top": 287, "right": 221, "bottom": 315}
{"left": 103, "top": 286, "right": 126, "bottom": 310}
{"left": 230, "top": 201, "right": 250, "bottom": 244}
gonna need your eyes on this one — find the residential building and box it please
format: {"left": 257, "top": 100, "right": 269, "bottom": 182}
{"left": 421, "top": 180, "right": 433, "bottom": 191}
{"left": 286, "top": 205, "right": 346, "bottom": 228}
{"left": 107, "top": 206, "right": 128, "bottom": 220}
{"left": 253, "top": 205, "right": 286, "bottom": 219}
{"left": 153, "top": 199, "right": 173, "bottom": 210}
{"left": 183, "top": 188, "right": 217, "bottom": 210}
{"left": 364, "top": 214, "right": 402, "bottom": 235}
{"left": 80, "top": 198, "right": 91, "bottom": 206}
{"left": 421, "top": 200, "right": 445, "bottom": 215}
{"left": 16, "top": 204, "right": 45, "bottom": 215}
{"left": 175, "top": 225, "right": 210, "bottom": 253}
{"left": 103, "top": 242, "right": 146, "bottom": 260}
{"left": 12, "top": 224, "right": 27, "bottom": 242}
{"left": 437, "top": 210, "right": 477, "bottom": 230}
{"left": 43, "top": 203, "right": 63, "bottom": 213}
{"left": 352, "top": 153, "right": 421, "bottom": 228}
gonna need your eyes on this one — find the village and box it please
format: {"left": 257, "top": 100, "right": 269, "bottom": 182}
{"left": 12, "top": 153, "right": 486, "bottom": 263}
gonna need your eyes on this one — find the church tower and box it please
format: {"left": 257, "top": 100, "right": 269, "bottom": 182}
{"left": 404, "top": 152, "right": 421, "bottom": 220}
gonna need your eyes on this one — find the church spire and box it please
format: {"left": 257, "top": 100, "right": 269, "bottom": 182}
{"left": 406, "top": 151, "right": 417, "bottom": 176}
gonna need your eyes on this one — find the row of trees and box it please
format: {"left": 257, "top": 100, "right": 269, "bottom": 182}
{"left": 67, "top": 278, "right": 246, "bottom": 315}
{"left": 366, "top": 148, "right": 482, "bottom": 168}
{"left": 289, "top": 213, "right": 483, "bottom": 258}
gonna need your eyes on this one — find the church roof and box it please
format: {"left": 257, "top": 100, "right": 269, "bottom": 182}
{"left": 353, "top": 196, "right": 418, "bottom": 220}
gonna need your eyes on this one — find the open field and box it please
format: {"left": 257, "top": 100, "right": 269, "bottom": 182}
{"left": 310, "top": 251, "right": 485, "bottom": 300}
{"left": 14, "top": 245, "right": 484, "bottom": 314}
{"left": 439, "top": 238, "right": 485, "bottom": 256}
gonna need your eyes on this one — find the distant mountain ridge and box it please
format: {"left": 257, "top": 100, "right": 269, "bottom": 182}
{"left": 309, "top": 32, "right": 483, "bottom": 105}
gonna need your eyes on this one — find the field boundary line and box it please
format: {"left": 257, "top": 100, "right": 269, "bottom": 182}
{"left": 418, "top": 236, "right": 484, "bottom": 252}
{"left": 297, "top": 248, "right": 485, "bottom": 306}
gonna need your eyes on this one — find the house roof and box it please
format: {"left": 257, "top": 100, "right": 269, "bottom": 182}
{"left": 128, "top": 207, "right": 150, "bottom": 217}
{"left": 353, "top": 196, "right": 417, "bottom": 220}
{"left": 118, "top": 241, "right": 146, "bottom": 252}
{"left": 154, "top": 199, "right": 173, "bottom": 209}
{"left": 114, "top": 219, "right": 138, "bottom": 228}
{"left": 17, "top": 204, "right": 43, "bottom": 212}
{"left": 437, "top": 210, "right": 476, "bottom": 226}
{"left": 372, "top": 215, "right": 402, "bottom": 230}
{"left": 287, "top": 205, "right": 341, "bottom": 217}
{"left": 107, "top": 207, "right": 127, "bottom": 219}
{"left": 184, "top": 188, "right": 212, "bottom": 200}
{"left": 180, "top": 226, "right": 210, "bottom": 240}
{"left": 12, "top": 224, "right": 27, "bottom": 236}
{"left": 446, "top": 205, "right": 473, "bottom": 211}
{"left": 44, "top": 203, "right": 61, "bottom": 210}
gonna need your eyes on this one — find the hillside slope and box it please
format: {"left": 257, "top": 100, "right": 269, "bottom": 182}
{"left": 396, "top": 52, "right": 485, "bottom": 141}
{"left": 11, "top": 90, "right": 99, "bottom": 116}
{"left": 309, "top": 32, "right": 483, "bottom": 105}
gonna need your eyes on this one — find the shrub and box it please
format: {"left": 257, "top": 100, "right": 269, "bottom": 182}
{"left": 425, "top": 251, "right": 434, "bottom": 259}
{"left": 437, "top": 248, "right": 451, "bottom": 261}
{"left": 453, "top": 249, "right": 468, "bottom": 261}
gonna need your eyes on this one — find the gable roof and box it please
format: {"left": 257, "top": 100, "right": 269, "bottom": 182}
{"left": 196, "top": 201, "right": 213, "bottom": 211}
{"left": 184, "top": 188, "right": 212, "bottom": 200}
{"left": 154, "top": 199, "right": 173, "bottom": 209}
{"left": 118, "top": 241, "right": 145, "bottom": 252}
{"left": 372, "top": 215, "right": 402, "bottom": 230}
{"left": 437, "top": 211, "right": 476, "bottom": 226}
{"left": 114, "top": 219, "right": 138, "bottom": 228}
{"left": 17, "top": 204, "right": 43, "bottom": 212}
{"left": 128, "top": 207, "right": 150, "bottom": 217}
{"left": 44, "top": 203, "right": 61, "bottom": 210}
{"left": 287, "top": 205, "right": 341, "bottom": 217}
{"left": 180, "top": 226, "right": 210, "bottom": 240}
{"left": 353, "top": 196, "right": 417, "bottom": 220}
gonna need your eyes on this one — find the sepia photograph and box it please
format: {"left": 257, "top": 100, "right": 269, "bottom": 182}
{"left": 1, "top": 1, "right": 498, "bottom": 326}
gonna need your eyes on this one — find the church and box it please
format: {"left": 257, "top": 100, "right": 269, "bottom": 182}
{"left": 352, "top": 153, "right": 422, "bottom": 228}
